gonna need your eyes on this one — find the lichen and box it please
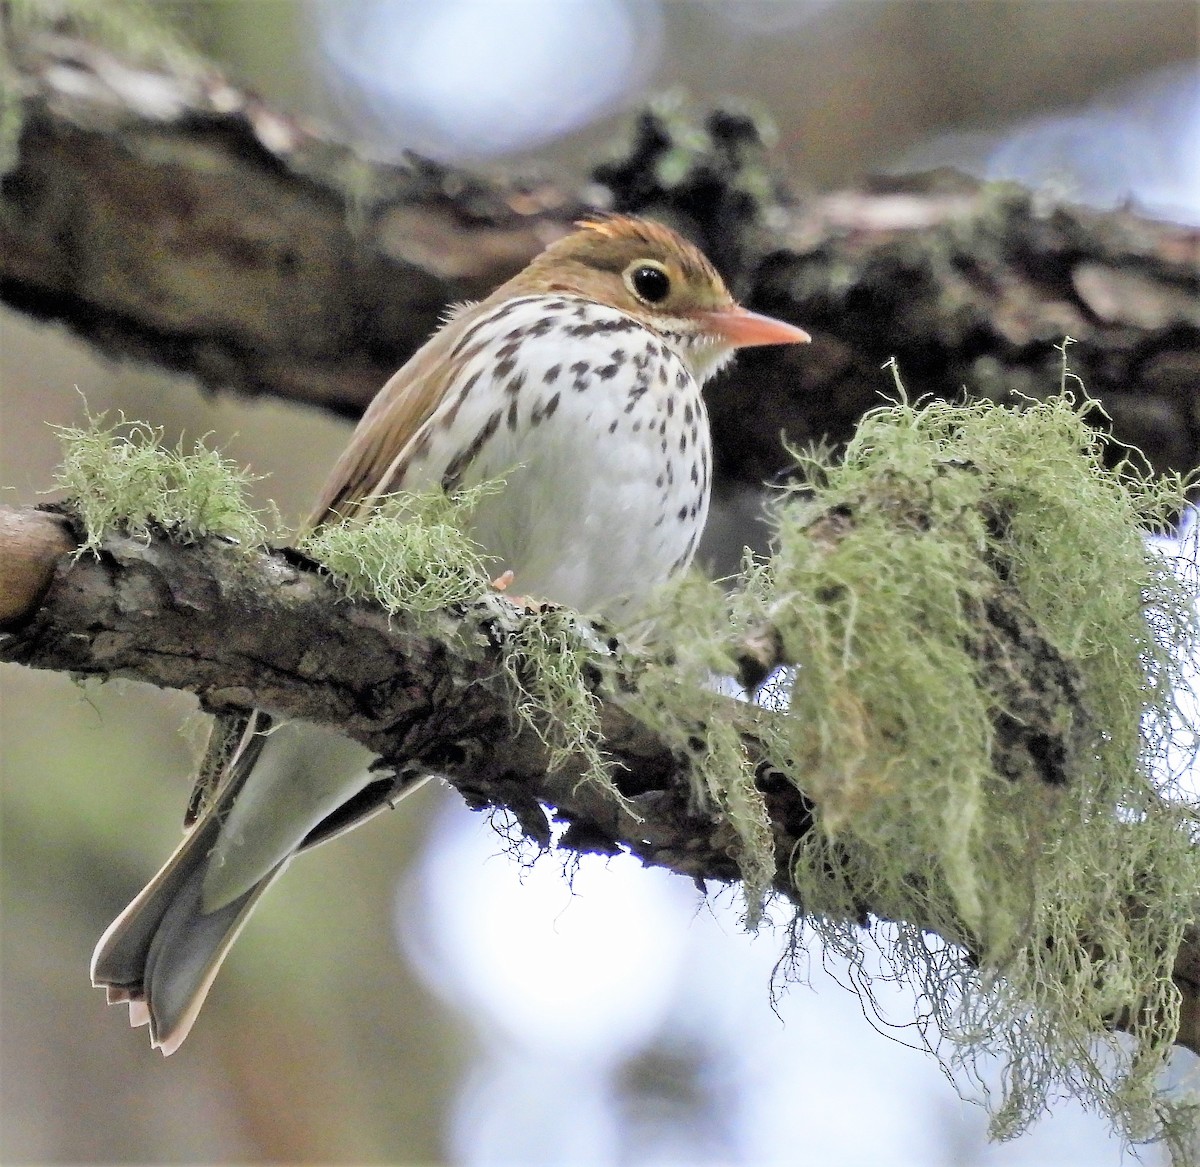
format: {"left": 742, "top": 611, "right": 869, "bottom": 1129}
{"left": 636, "top": 569, "right": 777, "bottom": 921}
{"left": 501, "top": 605, "right": 614, "bottom": 802}
{"left": 53, "top": 411, "right": 270, "bottom": 551}
{"left": 641, "top": 373, "right": 1199, "bottom": 1149}
{"left": 299, "top": 486, "right": 495, "bottom": 614}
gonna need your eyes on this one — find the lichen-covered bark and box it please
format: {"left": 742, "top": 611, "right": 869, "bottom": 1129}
{"left": 0, "top": 504, "right": 749, "bottom": 884}
{"left": 2, "top": 34, "right": 1197, "bottom": 490}
{"left": 2, "top": 502, "right": 1197, "bottom": 1055}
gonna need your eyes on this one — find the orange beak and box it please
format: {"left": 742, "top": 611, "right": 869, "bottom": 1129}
{"left": 699, "top": 305, "right": 811, "bottom": 349}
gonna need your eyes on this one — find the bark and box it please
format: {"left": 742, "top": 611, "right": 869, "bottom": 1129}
{"left": 0, "top": 505, "right": 748, "bottom": 876}
{"left": 2, "top": 31, "right": 1198, "bottom": 492}
{"left": 3, "top": 21, "right": 1199, "bottom": 1065}
{"left": 1, "top": 501, "right": 1198, "bottom": 1056}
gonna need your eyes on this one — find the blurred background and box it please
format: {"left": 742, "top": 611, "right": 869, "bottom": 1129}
{"left": 2, "top": 2, "right": 1198, "bottom": 1163}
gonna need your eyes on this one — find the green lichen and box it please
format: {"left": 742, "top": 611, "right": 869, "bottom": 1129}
{"left": 299, "top": 486, "right": 495, "bottom": 614}
{"left": 641, "top": 375, "right": 1199, "bottom": 1150}
{"left": 502, "top": 605, "right": 612, "bottom": 799}
{"left": 636, "top": 569, "right": 777, "bottom": 920}
{"left": 53, "top": 412, "right": 270, "bottom": 551}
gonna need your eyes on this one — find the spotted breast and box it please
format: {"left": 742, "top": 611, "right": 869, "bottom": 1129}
{"left": 89, "top": 215, "right": 809, "bottom": 1056}
{"left": 371, "top": 293, "right": 711, "bottom": 619}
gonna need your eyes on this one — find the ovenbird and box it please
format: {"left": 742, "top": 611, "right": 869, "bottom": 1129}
{"left": 90, "top": 215, "right": 810, "bottom": 1053}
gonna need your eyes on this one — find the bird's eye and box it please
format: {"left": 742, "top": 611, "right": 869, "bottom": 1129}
{"left": 628, "top": 263, "right": 671, "bottom": 304}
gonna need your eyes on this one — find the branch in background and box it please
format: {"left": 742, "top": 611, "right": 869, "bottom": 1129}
{"left": 2, "top": 33, "right": 1198, "bottom": 491}
{"left": 1, "top": 501, "right": 1198, "bottom": 1058}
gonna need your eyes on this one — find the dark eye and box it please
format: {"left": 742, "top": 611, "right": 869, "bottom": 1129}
{"left": 630, "top": 264, "right": 671, "bottom": 304}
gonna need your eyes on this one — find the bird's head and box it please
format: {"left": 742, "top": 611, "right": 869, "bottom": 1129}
{"left": 507, "top": 215, "right": 810, "bottom": 383}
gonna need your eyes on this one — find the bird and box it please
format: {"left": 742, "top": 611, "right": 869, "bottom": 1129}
{"left": 89, "top": 214, "right": 811, "bottom": 1054}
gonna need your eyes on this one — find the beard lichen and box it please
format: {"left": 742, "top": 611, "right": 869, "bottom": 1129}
{"left": 500, "top": 605, "right": 613, "bottom": 798}
{"left": 52, "top": 412, "right": 271, "bottom": 551}
{"left": 635, "top": 569, "right": 779, "bottom": 921}
{"left": 643, "top": 390, "right": 1199, "bottom": 1149}
{"left": 298, "top": 487, "right": 496, "bottom": 613}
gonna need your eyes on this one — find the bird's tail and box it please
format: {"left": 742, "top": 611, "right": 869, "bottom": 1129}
{"left": 91, "top": 715, "right": 392, "bottom": 1055}
{"left": 90, "top": 812, "right": 288, "bottom": 1056}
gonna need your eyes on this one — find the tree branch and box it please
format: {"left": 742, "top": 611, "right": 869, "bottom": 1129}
{"left": 2, "top": 501, "right": 1198, "bottom": 1056}
{"left": 3, "top": 32, "right": 1198, "bottom": 490}
{"left": 0, "top": 504, "right": 753, "bottom": 881}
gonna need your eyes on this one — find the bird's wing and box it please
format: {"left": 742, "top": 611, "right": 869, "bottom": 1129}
{"left": 305, "top": 300, "right": 495, "bottom": 528}
{"left": 184, "top": 710, "right": 262, "bottom": 827}
{"left": 177, "top": 304, "right": 501, "bottom": 831}
{"left": 297, "top": 769, "right": 432, "bottom": 852}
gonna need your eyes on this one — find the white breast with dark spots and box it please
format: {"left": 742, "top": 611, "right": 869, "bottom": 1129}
{"left": 389, "top": 295, "right": 712, "bottom": 619}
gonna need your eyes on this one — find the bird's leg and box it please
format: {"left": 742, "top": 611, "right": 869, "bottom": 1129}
{"left": 487, "top": 569, "right": 557, "bottom": 614}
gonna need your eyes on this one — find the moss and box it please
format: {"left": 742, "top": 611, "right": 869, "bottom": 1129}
{"left": 53, "top": 411, "right": 270, "bottom": 551}
{"left": 299, "top": 486, "right": 494, "bottom": 614}
{"left": 637, "top": 569, "right": 777, "bottom": 921}
{"left": 644, "top": 379, "right": 1199, "bottom": 1147}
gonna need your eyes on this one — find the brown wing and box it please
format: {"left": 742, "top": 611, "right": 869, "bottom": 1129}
{"left": 304, "top": 300, "right": 495, "bottom": 529}
{"left": 177, "top": 308, "right": 501, "bottom": 829}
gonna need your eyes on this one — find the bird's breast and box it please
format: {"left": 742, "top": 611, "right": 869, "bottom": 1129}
{"left": 395, "top": 296, "right": 713, "bottom": 620}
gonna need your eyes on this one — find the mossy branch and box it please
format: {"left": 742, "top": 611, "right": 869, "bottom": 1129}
{"left": 1, "top": 489, "right": 1197, "bottom": 1072}
{"left": 3, "top": 398, "right": 1200, "bottom": 1144}
{"left": 0, "top": 498, "right": 758, "bottom": 878}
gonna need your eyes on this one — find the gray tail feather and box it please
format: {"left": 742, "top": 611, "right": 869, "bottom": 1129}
{"left": 91, "top": 811, "right": 287, "bottom": 1055}
{"left": 90, "top": 714, "right": 416, "bottom": 1054}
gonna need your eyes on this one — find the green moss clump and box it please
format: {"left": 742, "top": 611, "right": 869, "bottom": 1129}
{"left": 299, "top": 486, "right": 495, "bottom": 614}
{"left": 643, "top": 385, "right": 1199, "bottom": 1147}
{"left": 302, "top": 490, "right": 622, "bottom": 807}
{"left": 53, "top": 412, "right": 270, "bottom": 551}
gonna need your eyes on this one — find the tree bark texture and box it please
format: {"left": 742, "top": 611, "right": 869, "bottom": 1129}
{"left": 2, "top": 32, "right": 1198, "bottom": 493}
{"left": 2, "top": 502, "right": 1198, "bottom": 1056}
